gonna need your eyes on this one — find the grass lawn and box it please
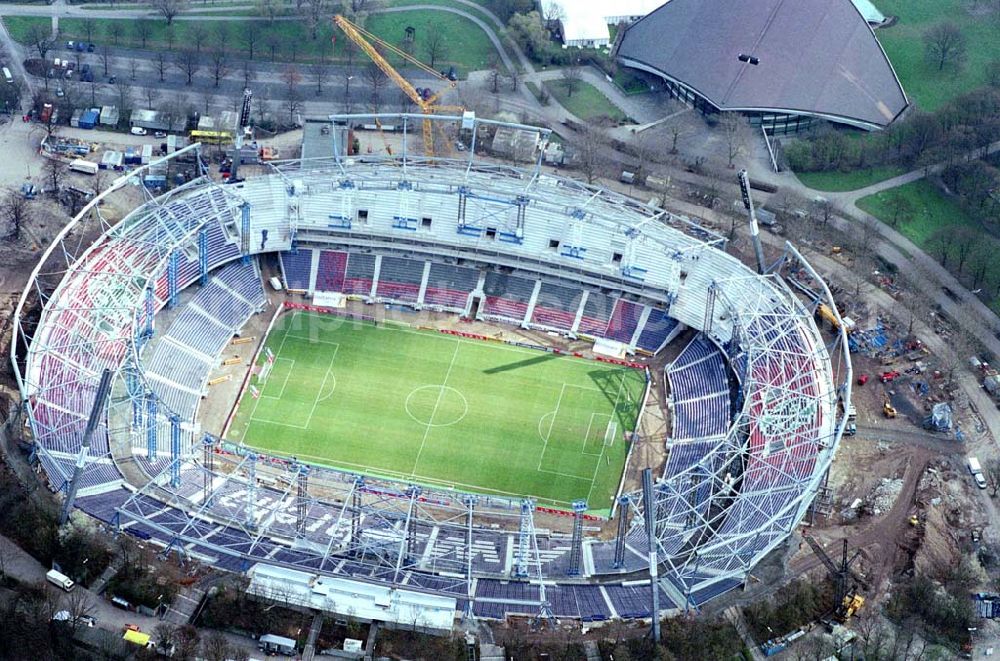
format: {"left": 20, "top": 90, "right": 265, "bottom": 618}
{"left": 544, "top": 79, "right": 628, "bottom": 123}
{"left": 857, "top": 178, "right": 982, "bottom": 247}
{"left": 227, "top": 312, "right": 646, "bottom": 511}
{"left": 795, "top": 165, "right": 907, "bottom": 192}
{"left": 875, "top": 0, "right": 1000, "bottom": 111}
{"left": 5, "top": 9, "right": 498, "bottom": 73}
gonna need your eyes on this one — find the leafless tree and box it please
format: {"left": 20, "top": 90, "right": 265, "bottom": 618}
{"left": 175, "top": 624, "right": 201, "bottom": 660}
{"left": 309, "top": 62, "right": 329, "bottom": 96}
{"left": 128, "top": 57, "right": 139, "bottom": 81}
{"left": 574, "top": 122, "right": 609, "bottom": 185}
{"left": 243, "top": 21, "right": 261, "bottom": 59}
{"left": 63, "top": 589, "right": 96, "bottom": 634}
{"left": 164, "top": 25, "right": 177, "bottom": 50}
{"left": 668, "top": 122, "right": 688, "bottom": 154}
{"left": 190, "top": 24, "right": 209, "bottom": 53}
{"left": 424, "top": 23, "right": 449, "bottom": 70}
{"left": 174, "top": 50, "right": 201, "bottom": 85}
{"left": 720, "top": 112, "right": 749, "bottom": 168}
{"left": 560, "top": 65, "right": 582, "bottom": 97}
{"left": 115, "top": 78, "right": 135, "bottom": 119}
{"left": 154, "top": 623, "right": 178, "bottom": 656}
{"left": 98, "top": 43, "right": 113, "bottom": 77}
{"left": 209, "top": 49, "right": 229, "bottom": 87}
{"left": 256, "top": 0, "right": 279, "bottom": 22}
{"left": 924, "top": 22, "right": 968, "bottom": 71}
{"left": 42, "top": 158, "right": 65, "bottom": 196}
{"left": 264, "top": 28, "right": 282, "bottom": 61}
{"left": 107, "top": 21, "right": 125, "bottom": 46}
{"left": 81, "top": 18, "right": 98, "bottom": 43}
{"left": 151, "top": 0, "right": 188, "bottom": 25}
{"left": 1, "top": 187, "right": 31, "bottom": 240}
{"left": 134, "top": 21, "right": 154, "bottom": 48}
{"left": 283, "top": 88, "right": 303, "bottom": 125}
{"left": 306, "top": 0, "right": 328, "bottom": 40}
{"left": 144, "top": 86, "right": 160, "bottom": 110}
{"left": 154, "top": 50, "right": 168, "bottom": 82}
{"left": 200, "top": 630, "right": 234, "bottom": 661}
{"left": 985, "top": 459, "right": 1000, "bottom": 497}
{"left": 26, "top": 24, "right": 54, "bottom": 60}
{"left": 364, "top": 61, "right": 386, "bottom": 111}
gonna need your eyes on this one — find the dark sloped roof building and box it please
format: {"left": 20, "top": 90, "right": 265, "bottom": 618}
{"left": 616, "top": 0, "right": 908, "bottom": 132}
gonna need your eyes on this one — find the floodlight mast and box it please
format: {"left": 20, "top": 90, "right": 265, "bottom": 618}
{"left": 60, "top": 369, "right": 115, "bottom": 525}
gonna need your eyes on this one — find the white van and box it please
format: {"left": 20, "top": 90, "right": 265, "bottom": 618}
{"left": 2, "top": 67, "right": 12, "bottom": 84}
{"left": 45, "top": 569, "right": 74, "bottom": 591}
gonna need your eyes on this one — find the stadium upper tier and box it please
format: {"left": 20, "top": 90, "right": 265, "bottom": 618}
{"left": 13, "top": 135, "right": 849, "bottom": 614}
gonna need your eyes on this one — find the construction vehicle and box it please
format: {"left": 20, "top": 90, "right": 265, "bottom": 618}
{"left": 880, "top": 370, "right": 901, "bottom": 383}
{"left": 334, "top": 15, "right": 463, "bottom": 157}
{"left": 883, "top": 398, "right": 897, "bottom": 418}
{"left": 839, "top": 593, "right": 865, "bottom": 621}
{"left": 908, "top": 514, "right": 919, "bottom": 526}
{"left": 816, "top": 303, "right": 855, "bottom": 334}
{"left": 803, "top": 536, "right": 868, "bottom": 624}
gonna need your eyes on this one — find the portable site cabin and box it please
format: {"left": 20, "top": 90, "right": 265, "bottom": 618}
{"left": 258, "top": 633, "right": 296, "bottom": 656}
{"left": 122, "top": 629, "right": 152, "bottom": 648}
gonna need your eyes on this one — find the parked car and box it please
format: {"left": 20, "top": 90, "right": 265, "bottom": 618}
{"left": 65, "top": 41, "right": 75, "bottom": 50}
{"left": 81, "top": 71, "right": 93, "bottom": 82}
{"left": 153, "top": 131, "right": 167, "bottom": 138}
{"left": 87, "top": 43, "right": 95, "bottom": 52}
{"left": 76, "top": 42, "right": 86, "bottom": 52}
{"left": 81, "top": 63, "right": 90, "bottom": 73}
{"left": 107, "top": 75, "right": 116, "bottom": 84}
{"left": 130, "top": 126, "right": 147, "bottom": 136}
{"left": 63, "top": 69, "right": 73, "bottom": 79}
{"left": 55, "top": 87, "right": 64, "bottom": 97}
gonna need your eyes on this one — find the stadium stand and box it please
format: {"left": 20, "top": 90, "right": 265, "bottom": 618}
{"left": 667, "top": 335, "right": 731, "bottom": 440}
{"left": 316, "top": 250, "right": 348, "bottom": 292}
{"left": 530, "top": 281, "right": 583, "bottom": 332}
{"left": 280, "top": 250, "right": 312, "bottom": 290}
{"left": 143, "top": 260, "right": 266, "bottom": 423}
{"left": 482, "top": 272, "right": 536, "bottom": 322}
{"left": 424, "top": 263, "right": 478, "bottom": 309}
{"left": 375, "top": 256, "right": 424, "bottom": 302}
{"left": 605, "top": 299, "right": 644, "bottom": 344}
{"left": 578, "top": 291, "right": 615, "bottom": 336}
{"left": 343, "top": 253, "right": 376, "bottom": 295}
{"left": 637, "top": 307, "right": 677, "bottom": 353}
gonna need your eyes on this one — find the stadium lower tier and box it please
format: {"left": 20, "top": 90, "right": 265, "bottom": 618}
{"left": 279, "top": 248, "right": 679, "bottom": 354}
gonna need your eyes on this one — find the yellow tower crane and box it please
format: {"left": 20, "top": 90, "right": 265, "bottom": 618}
{"left": 333, "top": 14, "right": 464, "bottom": 157}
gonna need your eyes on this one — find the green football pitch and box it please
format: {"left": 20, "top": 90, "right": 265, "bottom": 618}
{"left": 226, "top": 311, "right": 647, "bottom": 510}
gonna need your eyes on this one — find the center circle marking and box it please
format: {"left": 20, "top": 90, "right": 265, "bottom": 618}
{"left": 405, "top": 385, "right": 469, "bottom": 427}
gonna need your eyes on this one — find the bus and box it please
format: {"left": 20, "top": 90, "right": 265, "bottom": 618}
{"left": 2, "top": 68, "right": 12, "bottom": 84}
{"left": 189, "top": 129, "right": 233, "bottom": 145}
{"left": 68, "top": 159, "right": 98, "bottom": 175}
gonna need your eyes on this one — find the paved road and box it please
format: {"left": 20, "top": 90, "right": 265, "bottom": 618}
{"left": 0, "top": 533, "right": 261, "bottom": 657}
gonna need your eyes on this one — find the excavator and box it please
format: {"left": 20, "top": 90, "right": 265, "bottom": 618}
{"left": 883, "top": 397, "right": 897, "bottom": 418}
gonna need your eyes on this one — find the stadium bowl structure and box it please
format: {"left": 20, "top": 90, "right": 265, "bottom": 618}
{"left": 12, "top": 115, "right": 851, "bottom": 620}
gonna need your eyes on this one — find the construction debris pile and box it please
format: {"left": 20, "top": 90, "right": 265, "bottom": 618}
{"left": 866, "top": 477, "right": 903, "bottom": 516}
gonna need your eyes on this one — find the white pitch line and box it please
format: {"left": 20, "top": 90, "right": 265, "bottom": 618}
{"left": 585, "top": 370, "right": 629, "bottom": 506}
{"left": 246, "top": 329, "right": 291, "bottom": 429}
{"left": 410, "top": 342, "right": 462, "bottom": 475}
{"left": 302, "top": 344, "right": 340, "bottom": 428}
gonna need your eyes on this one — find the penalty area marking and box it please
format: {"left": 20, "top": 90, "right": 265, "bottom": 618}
{"left": 248, "top": 335, "right": 340, "bottom": 432}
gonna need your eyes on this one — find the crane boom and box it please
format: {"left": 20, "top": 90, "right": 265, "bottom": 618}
{"left": 333, "top": 14, "right": 461, "bottom": 156}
